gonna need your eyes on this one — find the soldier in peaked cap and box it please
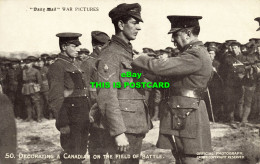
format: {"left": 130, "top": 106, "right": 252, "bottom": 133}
{"left": 22, "top": 56, "right": 42, "bottom": 122}
{"left": 90, "top": 31, "right": 110, "bottom": 59}
{"left": 48, "top": 33, "right": 91, "bottom": 164}
{"left": 225, "top": 40, "right": 237, "bottom": 53}
{"left": 82, "top": 31, "right": 111, "bottom": 164}
{"left": 205, "top": 42, "right": 225, "bottom": 122}
{"left": 40, "top": 53, "right": 50, "bottom": 65}
{"left": 94, "top": 3, "right": 152, "bottom": 164}
{"left": 6, "top": 58, "right": 24, "bottom": 119}
{"left": 254, "top": 17, "right": 260, "bottom": 31}
{"left": 133, "top": 15, "right": 212, "bottom": 164}
{"left": 85, "top": 31, "right": 110, "bottom": 105}
{"left": 75, "top": 48, "right": 90, "bottom": 67}
{"left": 142, "top": 47, "right": 154, "bottom": 54}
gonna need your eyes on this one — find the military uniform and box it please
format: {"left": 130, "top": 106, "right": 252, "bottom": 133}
{"left": 204, "top": 42, "right": 224, "bottom": 122}
{"left": 39, "top": 65, "right": 53, "bottom": 118}
{"left": 22, "top": 56, "right": 42, "bottom": 122}
{"left": 48, "top": 33, "right": 90, "bottom": 164}
{"left": 96, "top": 32, "right": 151, "bottom": 164}
{"left": 133, "top": 15, "right": 212, "bottom": 164}
{"left": 6, "top": 59, "right": 24, "bottom": 118}
{"left": 222, "top": 42, "right": 247, "bottom": 123}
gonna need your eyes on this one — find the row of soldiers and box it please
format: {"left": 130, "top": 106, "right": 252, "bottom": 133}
{"left": 0, "top": 3, "right": 259, "bottom": 163}
{"left": 0, "top": 50, "right": 93, "bottom": 122}
{"left": 204, "top": 38, "right": 260, "bottom": 125}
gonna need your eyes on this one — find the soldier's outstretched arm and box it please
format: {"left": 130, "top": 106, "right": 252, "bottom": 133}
{"left": 132, "top": 50, "right": 202, "bottom": 76}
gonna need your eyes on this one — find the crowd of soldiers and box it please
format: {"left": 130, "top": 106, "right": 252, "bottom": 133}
{"left": 0, "top": 54, "right": 59, "bottom": 122}
{"left": 0, "top": 2, "right": 260, "bottom": 164}
{"left": 2, "top": 34, "right": 259, "bottom": 126}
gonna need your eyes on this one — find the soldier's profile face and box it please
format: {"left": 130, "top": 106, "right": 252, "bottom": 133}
{"left": 209, "top": 51, "right": 216, "bottom": 60}
{"left": 171, "top": 31, "right": 187, "bottom": 50}
{"left": 64, "top": 43, "right": 79, "bottom": 58}
{"left": 122, "top": 17, "right": 141, "bottom": 41}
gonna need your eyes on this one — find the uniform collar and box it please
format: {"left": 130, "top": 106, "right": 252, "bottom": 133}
{"left": 58, "top": 53, "right": 75, "bottom": 63}
{"left": 90, "top": 48, "right": 100, "bottom": 58}
{"left": 181, "top": 39, "right": 203, "bottom": 52}
{"left": 111, "top": 35, "right": 133, "bottom": 54}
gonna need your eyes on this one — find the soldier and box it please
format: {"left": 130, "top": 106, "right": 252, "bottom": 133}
{"left": 132, "top": 15, "right": 213, "bottom": 164}
{"left": 206, "top": 42, "right": 224, "bottom": 122}
{"left": 86, "top": 31, "right": 110, "bottom": 104}
{"left": 37, "top": 58, "right": 53, "bottom": 119}
{"left": 95, "top": 3, "right": 152, "bottom": 164}
{"left": 251, "top": 42, "right": 260, "bottom": 120}
{"left": 22, "top": 56, "right": 42, "bottom": 122}
{"left": 223, "top": 41, "right": 246, "bottom": 123}
{"left": 142, "top": 47, "right": 154, "bottom": 54}
{"left": 6, "top": 58, "right": 20, "bottom": 105}
{"left": 81, "top": 31, "right": 110, "bottom": 164}
{"left": 78, "top": 48, "right": 90, "bottom": 61}
{"left": 40, "top": 53, "right": 50, "bottom": 66}
{"left": 48, "top": 33, "right": 91, "bottom": 164}
{"left": 7, "top": 58, "right": 24, "bottom": 119}
{"left": 89, "top": 31, "right": 110, "bottom": 59}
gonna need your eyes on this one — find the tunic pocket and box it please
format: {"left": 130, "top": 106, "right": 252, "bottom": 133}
{"left": 120, "top": 61, "right": 133, "bottom": 84}
{"left": 119, "top": 99, "right": 136, "bottom": 112}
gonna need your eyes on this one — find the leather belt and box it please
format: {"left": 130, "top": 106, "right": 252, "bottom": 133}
{"left": 169, "top": 88, "right": 205, "bottom": 99}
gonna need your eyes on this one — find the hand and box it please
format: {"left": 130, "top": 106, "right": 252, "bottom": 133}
{"left": 60, "top": 126, "right": 70, "bottom": 134}
{"left": 115, "top": 133, "right": 129, "bottom": 152}
{"left": 64, "top": 89, "right": 73, "bottom": 97}
{"left": 89, "top": 103, "right": 99, "bottom": 123}
{"left": 158, "top": 53, "right": 169, "bottom": 61}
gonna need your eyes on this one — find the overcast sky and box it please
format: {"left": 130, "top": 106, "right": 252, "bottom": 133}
{"left": 0, "top": 0, "right": 260, "bottom": 56}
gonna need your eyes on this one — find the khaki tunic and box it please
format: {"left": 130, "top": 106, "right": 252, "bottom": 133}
{"left": 132, "top": 40, "right": 213, "bottom": 154}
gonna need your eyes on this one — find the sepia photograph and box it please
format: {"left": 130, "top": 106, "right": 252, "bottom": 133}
{"left": 0, "top": 0, "right": 260, "bottom": 163}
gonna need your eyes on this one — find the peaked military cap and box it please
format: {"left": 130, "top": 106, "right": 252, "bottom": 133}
{"left": 254, "top": 17, "right": 260, "bottom": 31}
{"left": 165, "top": 47, "right": 174, "bottom": 52}
{"left": 225, "top": 40, "right": 236, "bottom": 43}
{"left": 109, "top": 3, "right": 143, "bottom": 22}
{"left": 24, "top": 56, "right": 37, "bottom": 63}
{"left": 167, "top": 15, "right": 202, "bottom": 34}
{"left": 249, "top": 38, "right": 260, "bottom": 44}
{"left": 230, "top": 41, "right": 241, "bottom": 47}
{"left": 143, "top": 47, "right": 154, "bottom": 53}
{"left": 56, "top": 32, "right": 82, "bottom": 46}
{"left": 206, "top": 42, "right": 220, "bottom": 52}
{"left": 91, "top": 31, "right": 110, "bottom": 45}
{"left": 79, "top": 48, "right": 90, "bottom": 55}
{"left": 225, "top": 40, "right": 237, "bottom": 46}
{"left": 40, "top": 53, "right": 50, "bottom": 59}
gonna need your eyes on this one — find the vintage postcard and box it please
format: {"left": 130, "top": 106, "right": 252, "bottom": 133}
{"left": 0, "top": 0, "right": 260, "bottom": 163}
